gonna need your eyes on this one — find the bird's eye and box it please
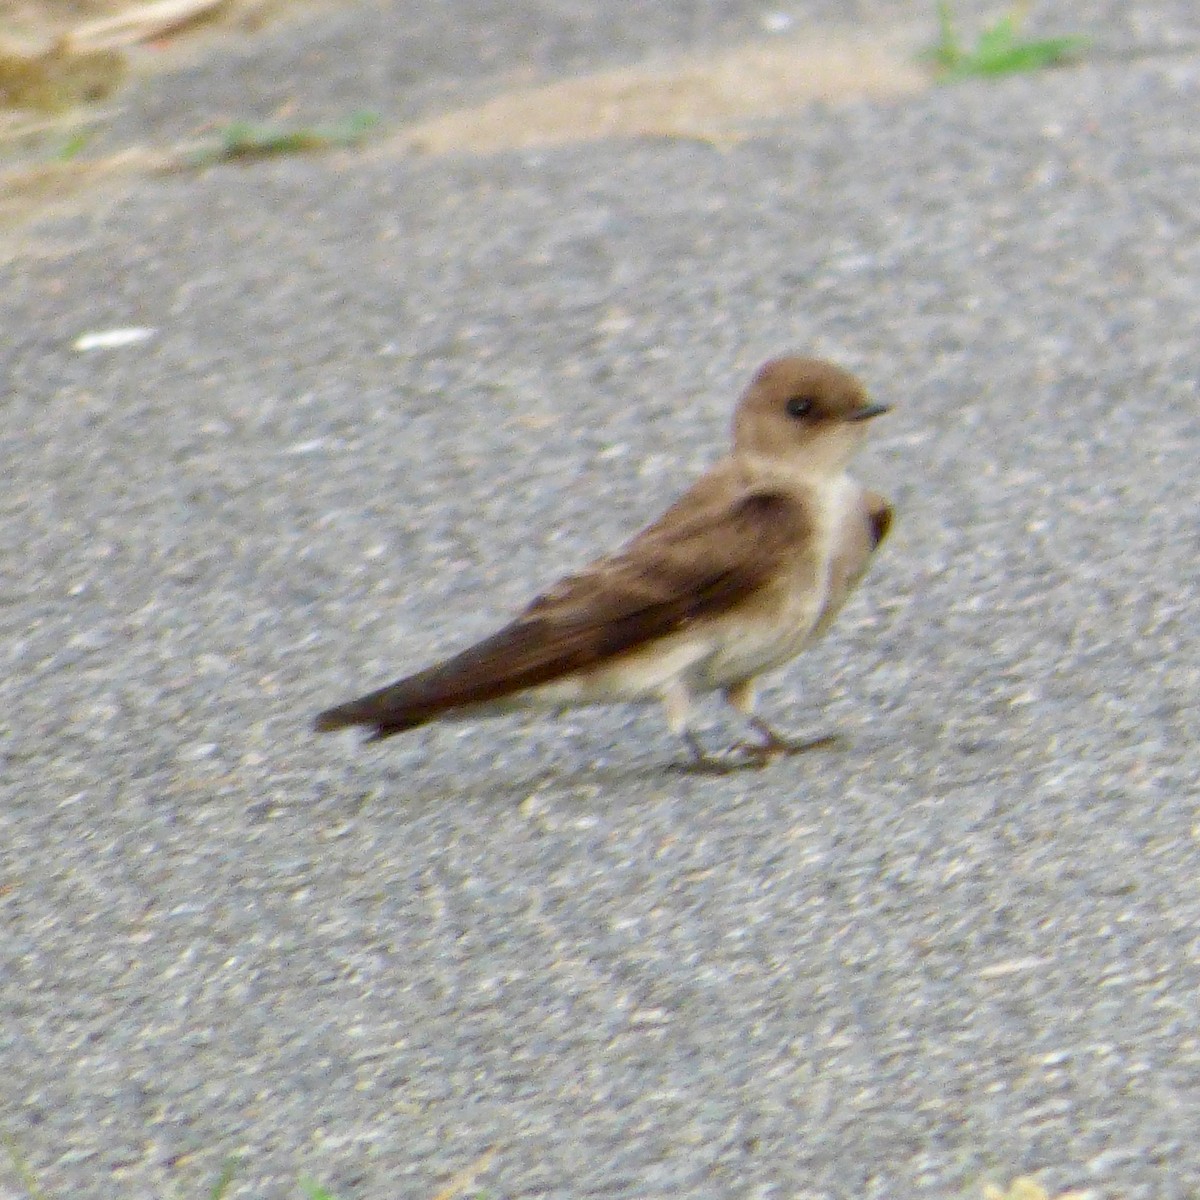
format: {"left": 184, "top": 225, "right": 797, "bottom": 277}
{"left": 786, "top": 395, "right": 816, "bottom": 419}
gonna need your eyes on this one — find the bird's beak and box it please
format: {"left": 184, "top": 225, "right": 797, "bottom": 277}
{"left": 848, "top": 402, "right": 890, "bottom": 422}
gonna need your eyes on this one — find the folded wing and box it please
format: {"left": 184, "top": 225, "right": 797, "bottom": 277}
{"left": 315, "top": 487, "right": 814, "bottom": 739}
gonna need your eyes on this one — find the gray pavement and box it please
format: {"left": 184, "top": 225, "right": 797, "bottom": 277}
{"left": 3, "top": 2, "right": 1200, "bottom": 1198}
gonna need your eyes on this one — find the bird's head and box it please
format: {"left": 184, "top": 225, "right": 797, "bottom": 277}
{"left": 732, "top": 356, "right": 888, "bottom": 476}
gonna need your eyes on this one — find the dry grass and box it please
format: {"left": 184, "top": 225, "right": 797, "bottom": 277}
{"left": 1, "top": 0, "right": 280, "bottom": 43}
{"left": 0, "top": 0, "right": 273, "bottom": 113}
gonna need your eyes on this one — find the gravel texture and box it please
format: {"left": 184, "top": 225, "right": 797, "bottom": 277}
{"left": 3, "top": 3, "right": 1200, "bottom": 1199}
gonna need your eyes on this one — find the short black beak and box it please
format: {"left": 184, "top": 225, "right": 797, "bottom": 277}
{"left": 849, "top": 402, "right": 890, "bottom": 422}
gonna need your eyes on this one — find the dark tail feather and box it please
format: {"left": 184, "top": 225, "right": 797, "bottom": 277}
{"left": 314, "top": 679, "right": 439, "bottom": 740}
{"left": 312, "top": 622, "right": 557, "bottom": 741}
{"left": 314, "top": 605, "right": 639, "bottom": 741}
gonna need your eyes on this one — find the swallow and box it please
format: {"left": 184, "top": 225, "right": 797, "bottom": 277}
{"left": 315, "top": 356, "right": 891, "bottom": 768}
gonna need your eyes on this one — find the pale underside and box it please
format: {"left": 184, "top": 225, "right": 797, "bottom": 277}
{"left": 409, "top": 469, "right": 879, "bottom": 737}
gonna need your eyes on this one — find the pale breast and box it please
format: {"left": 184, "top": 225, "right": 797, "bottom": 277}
{"left": 699, "top": 473, "right": 889, "bottom": 686}
{"left": 811, "top": 478, "right": 891, "bottom": 640}
{"left": 693, "top": 562, "right": 822, "bottom": 687}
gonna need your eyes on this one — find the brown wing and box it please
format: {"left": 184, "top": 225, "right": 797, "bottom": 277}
{"left": 314, "top": 487, "right": 814, "bottom": 739}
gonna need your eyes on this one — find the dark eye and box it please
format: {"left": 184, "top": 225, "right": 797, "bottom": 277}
{"left": 786, "top": 395, "right": 816, "bottom": 419}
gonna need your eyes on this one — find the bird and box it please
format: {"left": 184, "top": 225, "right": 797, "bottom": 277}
{"left": 315, "top": 355, "right": 892, "bottom": 769}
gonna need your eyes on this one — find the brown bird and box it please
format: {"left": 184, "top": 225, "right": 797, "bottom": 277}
{"left": 315, "top": 356, "right": 892, "bottom": 768}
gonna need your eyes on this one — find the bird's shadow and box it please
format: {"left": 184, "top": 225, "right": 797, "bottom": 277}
{"left": 331, "top": 727, "right": 845, "bottom": 815}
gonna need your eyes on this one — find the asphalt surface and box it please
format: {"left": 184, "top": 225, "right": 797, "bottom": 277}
{"left": 4, "top": 2, "right": 1200, "bottom": 1198}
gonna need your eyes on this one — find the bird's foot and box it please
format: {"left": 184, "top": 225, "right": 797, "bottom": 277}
{"left": 672, "top": 749, "right": 763, "bottom": 775}
{"left": 670, "top": 728, "right": 840, "bottom": 774}
{"left": 669, "top": 733, "right": 759, "bottom": 775}
{"left": 734, "top": 719, "right": 842, "bottom": 763}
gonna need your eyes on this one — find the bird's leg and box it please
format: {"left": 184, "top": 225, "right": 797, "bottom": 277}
{"left": 662, "top": 679, "right": 833, "bottom": 773}
{"left": 662, "top": 680, "right": 753, "bottom": 774}
{"left": 684, "top": 731, "right": 731, "bottom": 772}
{"left": 724, "top": 679, "right": 840, "bottom": 762}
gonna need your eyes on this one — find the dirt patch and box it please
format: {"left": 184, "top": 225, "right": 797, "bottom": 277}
{"left": 395, "top": 31, "right": 927, "bottom": 156}
{"left": 0, "top": 23, "right": 929, "bottom": 234}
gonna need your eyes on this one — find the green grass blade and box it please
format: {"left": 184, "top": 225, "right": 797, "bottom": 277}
{"left": 930, "top": 0, "right": 961, "bottom": 68}
{"left": 975, "top": 14, "right": 1019, "bottom": 60}
{"left": 2, "top": 1134, "right": 48, "bottom": 1200}
{"left": 927, "top": 3, "right": 1087, "bottom": 81}
{"left": 208, "top": 1156, "right": 243, "bottom": 1200}
{"left": 183, "top": 110, "right": 379, "bottom": 167}
{"left": 299, "top": 1177, "right": 339, "bottom": 1200}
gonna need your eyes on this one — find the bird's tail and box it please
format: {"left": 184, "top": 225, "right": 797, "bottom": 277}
{"left": 314, "top": 680, "right": 434, "bottom": 740}
{"left": 313, "top": 621, "right": 563, "bottom": 741}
